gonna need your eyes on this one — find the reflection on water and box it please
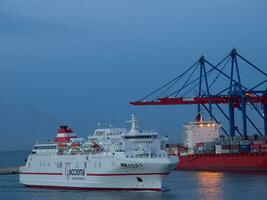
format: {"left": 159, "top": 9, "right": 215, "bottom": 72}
{"left": 196, "top": 172, "right": 223, "bottom": 200}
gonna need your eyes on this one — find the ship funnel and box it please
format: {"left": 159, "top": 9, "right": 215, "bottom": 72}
{"left": 55, "top": 125, "right": 77, "bottom": 143}
{"left": 195, "top": 113, "right": 203, "bottom": 122}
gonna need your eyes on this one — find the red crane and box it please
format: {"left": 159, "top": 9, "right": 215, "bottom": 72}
{"left": 130, "top": 49, "right": 267, "bottom": 137}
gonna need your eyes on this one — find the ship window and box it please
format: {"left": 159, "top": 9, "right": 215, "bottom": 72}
{"left": 95, "top": 131, "right": 105, "bottom": 136}
{"left": 120, "top": 163, "right": 127, "bottom": 167}
{"left": 84, "top": 162, "right": 87, "bottom": 169}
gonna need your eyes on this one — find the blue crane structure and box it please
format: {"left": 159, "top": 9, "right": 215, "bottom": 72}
{"left": 130, "top": 49, "right": 267, "bottom": 137}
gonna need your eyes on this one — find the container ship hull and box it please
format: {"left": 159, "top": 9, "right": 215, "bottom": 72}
{"left": 177, "top": 153, "right": 267, "bottom": 171}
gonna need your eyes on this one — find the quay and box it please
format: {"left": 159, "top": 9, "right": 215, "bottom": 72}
{"left": 0, "top": 166, "right": 20, "bottom": 175}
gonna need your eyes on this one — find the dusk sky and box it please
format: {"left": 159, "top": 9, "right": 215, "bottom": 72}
{"left": 0, "top": 0, "right": 267, "bottom": 151}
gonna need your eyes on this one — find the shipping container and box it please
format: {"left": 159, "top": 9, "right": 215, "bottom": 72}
{"left": 253, "top": 140, "right": 265, "bottom": 145}
{"left": 250, "top": 149, "right": 260, "bottom": 153}
{"left": 230, "top": 144, "right": 239, "bottom": 149}
{"left": 260, "top": 144, "right": 267, "bottom": 149}
{"left": 213, "top": 138, "right": 222, "bottom": 144}
{"left": 230, "top": 141, "right": 239, "bottom": 145}
{"left": 198, "top": 146, "right": 204, "bottom": 150}
{"left": 260, "top": 148, "right": 267, "bottom": 153}
{"left": 215, "top": 145, "right": 222, "bottom": 154}
{"left": 196, "top": 143, "right": 204, "bottom": 147}
{"left": 240, "top": 144, "right": 250, "bottom": 148}
{"left": 221, "top": 149, "right": 230, "bottom": 154}
{"left": 230, "top": 149, "right": 239, "bottom": 153}
{"left": 221, "top": 145, "right": 230, "bottom": 150}
{"left": 195, "top": 150, "right": 204, "bottom": 155}
{"left": 250, "top": 144, "right": 260, "bottom": 149}
{"left": 240, "top": 140, "right": 250, "bottom": 145}
{"left": 222, "top": 141, "right": 230, "bottom": 145}
{"left": 240, "top": 149, "right": 250, "bottom": 153}
{"left": 240, "top": 144, "right": 250, "bottom": 153}
{"left": 258, "top": 136, "right": 267, "bottom": 140}
{"left": 233, "top": 136, "right": 243, "bottom": 141}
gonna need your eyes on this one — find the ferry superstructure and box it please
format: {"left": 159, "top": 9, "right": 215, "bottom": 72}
{"left": 19, "top": 115, "right": 178, "bottom": 191}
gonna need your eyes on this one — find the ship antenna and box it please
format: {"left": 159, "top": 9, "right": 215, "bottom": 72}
{"left": 125, "top": 114, "right": 139, "bottom": 131}
{"left": 97, "top": 122, "right": 101, "bottom": 129}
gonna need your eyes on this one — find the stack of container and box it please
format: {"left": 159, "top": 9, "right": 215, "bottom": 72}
{"left": 221, "top": 141, "right": 230, "bottom": 154}
{"left": 260, "top": 144, "right": 267, "bottom": 153}
{"left": 215, "top": 145, "right": 222, "bottom": 154}
{"left": 178, "top": 135, "right": 267, "bottom": 155}
{"left": 250, "top": 144, "right": 260, "bottom": 153}
{"left": 239, "top": 140, "right": 250, "bottom": 153}
{"left": 203, "top": 142, "right": 215, "bottom": 153}
{"left": 230, "top": 141, "right": 239, "bottom": 153}
{"left": 253, "top": 140, "right": 265, "bottom": 145}
{"left": 195, "top": 143, "right": 204, "bottom": 154}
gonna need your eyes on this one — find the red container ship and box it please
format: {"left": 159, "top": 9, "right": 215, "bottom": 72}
{"left": 177, "top": 152, "right": 267, "bottom": 171}
{"left": 166, "top": 115, "right": 267, "bottom": 172}
{"left": 130, "top": 49, "right": 267, "bottom": 172}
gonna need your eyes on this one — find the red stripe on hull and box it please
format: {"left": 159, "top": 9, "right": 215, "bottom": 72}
{"left": 20, "top": 172, "right": 168, "bottom": 176}
{"left": 25, "top": 185, "right": 161, "bottom": 191}
{"left": 20, "top": 172, "right": 63, "bottom": 175}
{"left": 86, "top": 173, "right": 169, "bottom": 176}
{"left": 177, "top": 153, "right": 267, "bottom": 171}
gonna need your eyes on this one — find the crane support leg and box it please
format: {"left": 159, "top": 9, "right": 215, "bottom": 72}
{"left": 229, "top": 100, "right": 235, "bottom": 137}
{"left": 241, "top": 97, "right": 247, "bottom": 137}
{"left": 264, "top": 103, "right": 267, "bottom": 136}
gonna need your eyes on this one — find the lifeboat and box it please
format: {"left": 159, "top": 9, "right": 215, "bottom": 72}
{"left": 90, "top": 142, "right": 101, "bottom": 152}
{"left": 71, "top": 143, "right": 81, "bottom": 148}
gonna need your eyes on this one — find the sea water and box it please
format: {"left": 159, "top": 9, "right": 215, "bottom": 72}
{"left": 1, "top": 151, "right": 267, "bottom": 200}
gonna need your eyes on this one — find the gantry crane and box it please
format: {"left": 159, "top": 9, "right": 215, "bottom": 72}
{"left": 130, "top": 49, "right": 267, "bottom": 137}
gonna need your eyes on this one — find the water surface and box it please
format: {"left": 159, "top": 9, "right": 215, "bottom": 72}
{"left": 1, "top": 151, "right": 267, "bottom": 200}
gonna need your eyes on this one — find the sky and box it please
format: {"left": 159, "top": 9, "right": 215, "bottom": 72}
{"left": 0, "top": 0, "right": 267, "bottom": 151}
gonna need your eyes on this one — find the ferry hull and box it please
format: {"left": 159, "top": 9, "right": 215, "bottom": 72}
{"left": 20, "top": 173, "right": 169, "bottom": 191}
{"left": 20, "top": 155, "right": 178, "bottom": 191}
{"left": 176, "top": 153, "right": 267, "bottom": 171}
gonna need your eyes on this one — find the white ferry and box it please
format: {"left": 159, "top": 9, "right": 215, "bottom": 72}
{"left": 20, "top": 115, "right": 178, "bottom": 191}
